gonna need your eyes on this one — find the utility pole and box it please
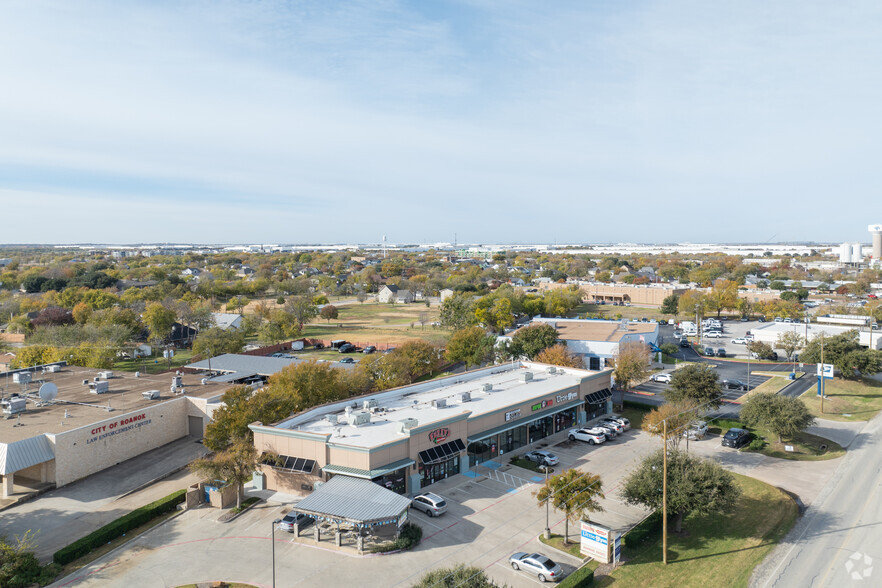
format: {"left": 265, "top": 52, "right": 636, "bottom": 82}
{"left": 544, "top": 466, "right": 551, "bottom": 539}
{"left": 820, "top": 335, "right": 825, "bottom": 414}
{"left": 662, "top": 418, "right": 668, "bottom": 565}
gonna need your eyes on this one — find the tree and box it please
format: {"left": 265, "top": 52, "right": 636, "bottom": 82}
{"left": 612, "top": 341, "right": 651, "bottom": 406}
{"left": 192, "top": 327, "right": 246, "bottom": 358}
{"left": 747, "top": 340, "right": 776, "bottom": 360}
{"left": 356, "top": 291, "right": 367, "bottom": 304}
{"left": 535, "top": 469, "right": 604, "bottom": 544}
{"left": 678, "top": 290, "right": 706, "bottom": 318}
{"left": 706, "top": 280, "right": 739, "bottom": 317}
{"left": 440, "top": 292, "right": 476, "bottom": 330}
{"left": 740, "top": 393, "right": 816, "bottom": 443}
{"left": 285, "top": 296, "right": 318, "bottom": 330}
{"left": 267, "top": 360, "right": 347, "bottom": 411}
{"left": 190, "top": 438, "right": 259, "bottom": 509}
{"left": 413, "top": 564, "right": 501, "bottom": 588}
{"left": 621, "top": 449, "right": 740, "bottom": 533}
{"left": 536, "top": 344, "right": 583, "bottom": 368}
{"left": 800, "top": 331, "right": 882, "bottom": 379}
{"left": 143, "top": 302, "right": 176, "bottom": 344}
{"left": 776, "top": 331, "right": 805, "bottom": 361}
{"left": 660, "top": 294, "right": 680, "bottom": 316}
{"left": 319, "top": 304, "right": 339, "bottom": 323}
{"left": 507, "top": 323, "right": 559, "bottom": 360}
{"left": 445, "top": 326, "right": 496, "bottom": 368}
{"left": 0, "top": 531, "right": 55, "bottom": 588}
{"left": 395, "top": 340, "right": 442, "bottom": 381}
{"left": 666, "top": 363, "right": 723, "bottom": 409}
{"left": 643, "top": 400, "right": 699, "bottom": 448}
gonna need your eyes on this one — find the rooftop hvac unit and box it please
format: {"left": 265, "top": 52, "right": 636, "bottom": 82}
{"left": 1, "top": 396, "right": 27, "bottom": 415}
{"left": 45, "top": 365, "right": 61, "bottom": 373}
{"left": 98, "top": 371, "right": 114, "bottom": 379}
{"left": 482, "top": 383, "right": 493, "bottom": 392}
{"left": 520, "top": 372, "right": 534, "bottom": 383}
{"left": 88, "top": 381, "right": 110, "bottom": 394}
{"left": 431, "top": 398, "right": 447, "bottom": 409}
{"left": 141, "top": 389, "right": 161, "bottom": 400}
{"left": 327, "top": 413, "right": 338, "bottom": 424}
{"left": 363, "top": 399, "right": 378, "bottom": 411}
{"left": 460, "top": 391, "right": 472, "bottom": 402}
{"left": 13, "top": 373, "right": 31, "bottom": 385}
{"left": 397, "top": 418, "right": 419, "bottom": 434}
{"left": 347, "top": 410, "right": 371, "bottom": 426}
{"left": 172, "top": 375, "right": 182, "bottom": 388}
{"left": 546, "top": 366, "right": 557, "bottom": 374}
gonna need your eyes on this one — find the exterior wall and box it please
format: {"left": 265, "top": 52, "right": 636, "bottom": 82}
{"left": 328, "top": 446, "right": 372, "bottom": 470}
{"left": 49, "top": 397, "right": 189, "bottom": 487}
{"left": 253, "top": 431, "right": 328, "bottom": 466}
{"left": 737, "top": 290, "right": 781, "bottom": 303}
{"left": 15, "top": 460, "right": 55, "bottom": 483}
{"left": 366, "top": 439, "right": 411, "bottom": 470}
{"left": 580, "top": 284, "right": 686, "bottom": 306}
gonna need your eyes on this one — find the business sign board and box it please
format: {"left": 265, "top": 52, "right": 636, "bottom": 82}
{"left": 555, "top": 391, "right": 579, "bottom": 404}
{"left": 580, "top": 521, "right": 613, "bottom": 562}
{"left": 428, "top": 428, "right": 450, "bottom": 444}
{"left": 816, "top": 363, "right": 834, "bottom": 378}
{"left": 505, "top": 409, "right": 521, "bottom": 422}
{"left": 613, "top": 534, "right": 622, "bottom": 563}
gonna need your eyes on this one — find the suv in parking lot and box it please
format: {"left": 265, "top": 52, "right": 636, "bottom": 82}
{"left": 411, "top": 493, "right": 448, "bottom": 517}
{"left": 277, "top": 511, "right": 314, "bottom": 532}
{"left": 716, "top": 348, "right": 726, "bottom": 357}
{"left": 722, "top": 428, "right": 751, "bottom": 448}
{"left": 684, "top": 421, "right": 708, "bottom": 440}
{"left": 568, "top": 428, "right": 606, "bottom": 445}
{"left": 722, "top": 378, "right": 748, "bottom": 390}
{"left": 338, "top": 343, "right": 356, "bottom": 353}
{"left": 604, "top": 415, "right": 631, "bottom": 431}
{"left": 651, "top": 372, "right": 673, "bottom": 383}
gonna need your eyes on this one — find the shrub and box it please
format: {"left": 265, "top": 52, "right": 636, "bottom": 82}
{"left": 369, "top": 522, "right": 422, "bottom": 553}
{"left": 748, "top": 438, "right": 767, "bottom": 451}
{"left": 413, "top": 564, "right": 501, "bottom": 587}
{"left": 559, "top": 563, "right": 595, "bottom": 587}
{"left": 53, "top": 490, "right": 185, "bottom": 565}
{"left": 622, "top": 511, "right": 662, "bottom": 549}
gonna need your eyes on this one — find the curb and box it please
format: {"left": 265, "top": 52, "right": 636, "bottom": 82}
{"left": 218, "top": 499, "right": 263, "bottom": 523}
{"left": 535, "top": 533, "right": 589, "bottom": 564}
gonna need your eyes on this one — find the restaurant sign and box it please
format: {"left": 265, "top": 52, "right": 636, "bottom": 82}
{"left": 428, "top": 427, "right": 450, "bottom": 444}
{"left": 531, "top": 399, "right": 554, "bottom": 412}
{"left": 505, "top": 409, "right": 521, "bottom": 422}
{"left": 556, "top": 391, "right": 579, "bottom": 403}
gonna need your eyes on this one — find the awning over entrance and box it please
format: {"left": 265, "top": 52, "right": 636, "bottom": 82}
{"left": 467, "top": 398, "right": 584, "bottom": 443}
{"left": 418, "top": 439, "right": 465, "bottom": 465}
{"left": 0, "top": 435, "right": 55, "bottom": 475}
{"left": 292, "top": 475, "right": 412, "bottom": 528}
{"left": 321, "top": 458, "right": 415, "bottom": 480}
{"left": 261, "top": 453, "right": 316, "bottom": 474}
{"left": 586, "top": 388, "right": 612, "bottom": 404}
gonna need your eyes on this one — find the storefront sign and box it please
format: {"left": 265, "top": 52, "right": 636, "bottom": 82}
{"left": 581, "top": 521, "right": 614, "bottom": 563}
{"left": 86, "top": 413, "right": 151, "bottom": 445}
{"left": 505, "top": 409, "right": 521, "bottom": 422}
{"left": 531, "top": 399, "right": 554, "bottom": 412}
{"left": 428, "top": 427, "right": 450, "bottom": 444}
{"left": 556, "top": 391, "right": 578, "bottom": 403}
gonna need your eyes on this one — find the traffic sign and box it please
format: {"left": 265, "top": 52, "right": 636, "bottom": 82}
{"left": 816, "top": 363, "right": 833, "bottom": 378}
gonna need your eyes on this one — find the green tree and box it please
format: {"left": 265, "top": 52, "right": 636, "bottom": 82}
{"left": 612, "top": 340, "right": 651, "bottom": 406}
{"left": 678, "top": 290, "right": 706, "bottom": 318}
{"left": 747, "top": 340, "right": 776, "bottom": 360}
{"left": 507, "top": 323, "right": 559, "bottom": 360}
{"left": 192, "top": 327, "right": 246, "bottom": 358}
{"left": 445, "top": 326, "right": 496, "bottom": 368}
{"left": 285, "top": 296, "right": 318, "bottom": 330}
{"left": 800, "top": 331, "right": 882, "bottom": 379}
{"left": 412, "top": 564, "right": 501, "bottom": 588}
{"left": 666, "top": 363, "right": 723, "bottom": 409}
{"left": 536, "top": 344, "right": 583, "bottom": 368}
{"left": 319, "top": 304, "right": 339, "bottom": 323}
{"left": 643, "top": 400, "right": 699, "bottom": 449}
{"left": 440, "top": 292, "right": 476, "bottom": 330}
{"left": 0, "top": 531, "right": 57, "bottom": 588}
{"left": 660, "top": 294, "right": 680, "bottom": 316}
{"left": 142, "top": 302, "right": 176, "bottom": 344}
{"left": 740, "top": 393, "right": 816, "bottom": 443}
{"left": 621, "top": 449, "right": 741, "bottom": 533}
{"left": 190, "top": 438, "right": 259, "bottom": 509}
{"left": 776, "top": 331, "right": 805, "bottom": 361}
{"left": 535, "top": 469, "right": 604, "bottom": 544}
{"left": 267, "top": 360, "right": 347, "bottom": 411}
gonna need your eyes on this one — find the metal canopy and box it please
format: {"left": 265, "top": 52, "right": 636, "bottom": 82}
{"left": 291, "top": 475, "right": 412, "bottom": 527}
{"left": 418, "top": 439, "right": 465, "bottom": 465}
{"left": 586, "top": 388, "right": 612, "bottom": 404}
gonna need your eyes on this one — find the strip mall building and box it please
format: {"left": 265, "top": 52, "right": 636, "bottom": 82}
{"left": 250, "top": 361, "right": 613, "bottom": 497}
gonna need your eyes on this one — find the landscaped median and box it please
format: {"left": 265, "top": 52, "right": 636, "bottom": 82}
{"left": 800, "top": 377, "right": 882, "bottom": 421}
{"left": 733, "top": 372, "right": 804, "bottom": 403}
{"left": 599, "top": 474, "right": 798, "bottom": 588}
{"left": 708, "top": 418, "right": 844, "bottom": 461}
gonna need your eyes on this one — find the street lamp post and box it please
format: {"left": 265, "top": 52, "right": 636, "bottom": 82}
{"left": 544, "top": 467, "right": 551, "bottom": 539}
{"left": 272, "top": 518, "right": 281, "bottom": 588}
{"left": 662, "top": 418, "right": 668, "bottom": 565}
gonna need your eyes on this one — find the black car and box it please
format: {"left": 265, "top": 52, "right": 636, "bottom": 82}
{"left": 338, "top": 343, "right": 356, "bottom": 353}
{"left": 716, "top": 348, "right": 726, "bottom": 357}
{"left": 362, "top": 345, "right": 377, "bottom": 354}
{"left": 313, "top": 343, "right": 324, "bottom": 349}
{"left": 722, "top": 379, "right": 748, "bottom": 390}
{"left": 704, "top": 347, "right": 714, "bottom": 356}
{"left": 339, "top": 357, "right": 356, "bottom": 364}
{"left": 722, "top": 428, "right": 751, "bottom": 449}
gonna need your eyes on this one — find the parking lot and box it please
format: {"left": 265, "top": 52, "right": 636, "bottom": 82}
{"left": 51, "top": 427, "right": 656, "bottom": 588}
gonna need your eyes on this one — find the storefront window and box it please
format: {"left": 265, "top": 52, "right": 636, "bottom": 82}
{"left": 419, "top": 454, "right": 460, "bottom": 487}
{"left": 585, "top": 400, "right": 610, "bottom": 421}
{"left": 372, "top": 467, "right": 407, "bottom": 495}
{"left": 528, "top": 416, "right": 553, "bottom": 443}
{"left": 554, "top": 408, "right": 576, "bottom": 433}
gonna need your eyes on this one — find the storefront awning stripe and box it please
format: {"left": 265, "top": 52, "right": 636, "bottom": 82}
{"left": 467, "top": 398, "right": 584, "bottom": 443}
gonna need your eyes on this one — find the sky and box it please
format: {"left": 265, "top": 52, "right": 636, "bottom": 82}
{"left": 1, "top": 1, "right": 881, "bottom": 245}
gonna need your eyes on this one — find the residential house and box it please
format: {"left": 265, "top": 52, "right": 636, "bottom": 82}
{"left": 212, "top": 313, "right": 243, "bottom": 331}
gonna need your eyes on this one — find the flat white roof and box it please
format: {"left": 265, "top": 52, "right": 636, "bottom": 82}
{"left": 277, "top": 362, "right": 607, "bottom": 449}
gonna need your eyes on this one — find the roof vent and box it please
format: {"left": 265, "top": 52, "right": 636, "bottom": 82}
{"left": 482, "top": 383, "right": 493, "bottom": 392}
{"left": 460, "top": 391, "right": 472, "bottom": 402}
{"left": 363, "top": 399, "right": 378, "bottom": 411}
{"left": 520, "top": 372, "right": 534, "bottom": 383}
{"left": 431, "top": 399, "right": 447, "bottom": 409}
{"left": 546, "top": 366, "right": 557, "bottom": 374}
{"left": 397, "top": 418, "right": 418, "bottom": 434}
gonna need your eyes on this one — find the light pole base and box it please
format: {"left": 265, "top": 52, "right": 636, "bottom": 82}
{"left": 544, "top": 527, "right": 551, "bottom": 539}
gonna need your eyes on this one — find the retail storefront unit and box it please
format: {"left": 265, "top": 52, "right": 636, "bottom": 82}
{"left": 251, "top": 362, "right": 613, "bottom": 497}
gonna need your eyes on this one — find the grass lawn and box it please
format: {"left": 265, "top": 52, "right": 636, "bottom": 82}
{"left": 112, "top": 348, "right": 196, "bottom": 374}
{"left": 302, "top": 302, "right": 451, "bottom": 347}
{"left": 598, "top": 474, "right": 798, "bottom": 588}
{"left": 539, "top": 533, "right": 590, "bottom": 559}
{"left": 572, "top": 303, "right": 667, "bottom": 321}
{"left": 801, "top": 377, "right": 882, "bottom": 422}
{"left": 509, "top": 456, "right": 547, "bottom": 473}
{"left": 706, "top": 419, "right": 844, "bottom": 461}
{"left": 619, "top": 404, "right": 653, "bottom": 430}
{"left": 733, "top": 376, "right": 797, "bottom": 403}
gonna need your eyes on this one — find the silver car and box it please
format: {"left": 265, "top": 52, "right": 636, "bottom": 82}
{"left": 411, "top": 492, "right": 448, "bottom": 517}
{"left": 509, "top": 552, "right": 564, "bottom": 582}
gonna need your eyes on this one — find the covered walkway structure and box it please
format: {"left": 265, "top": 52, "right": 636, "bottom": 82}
{"left": 288, "top": 475, "right": 412, "bottom": 553}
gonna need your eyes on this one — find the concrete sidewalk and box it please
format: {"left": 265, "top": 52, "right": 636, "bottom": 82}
{"left": 0, "top": 437, "right": 207, "bottom": 562}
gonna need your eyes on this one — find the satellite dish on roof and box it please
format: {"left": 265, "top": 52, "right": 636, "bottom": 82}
{"left": 39, "top": 382, "right": 58, "bottom": 402}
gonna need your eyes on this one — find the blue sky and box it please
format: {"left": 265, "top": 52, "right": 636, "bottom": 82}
{"left": 1, "top": 1, "right": 881, "bottom": 245}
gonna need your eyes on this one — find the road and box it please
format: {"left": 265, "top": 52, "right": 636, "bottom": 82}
{"left": 752, "top": 414, "right": 882, "bottom": 587}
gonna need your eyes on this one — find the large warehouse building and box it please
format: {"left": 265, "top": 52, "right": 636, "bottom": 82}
{"left": 0, "top": 364, "right": 229, "bottom": 498}
{"left": 249, "top": 361, "right": 613, "bottom": 498}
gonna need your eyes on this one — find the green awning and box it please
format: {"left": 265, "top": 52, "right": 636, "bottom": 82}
{"left": 322, "top": 457, "right": 415, "bottom": 480}
{"left": 467, "top": 398, "right": 584, "bottom": 443}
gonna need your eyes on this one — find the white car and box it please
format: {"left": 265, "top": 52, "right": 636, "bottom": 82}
{"left": 651, "top": 373, "right": 673, "bottom": 383}
{"left": 410, "top": 492, "right": 448, "bottom": 517}
{"left": 568, "top": 428, "right": 606, "bottom": 445}
{"left": 704, "top": 331, "right": 723, "bottom": 339}
{"left": 731, "top": 337, "right": 749, "bottom": 344}
{"left": 683, "top": 421, "right": 708, "bottom": 440}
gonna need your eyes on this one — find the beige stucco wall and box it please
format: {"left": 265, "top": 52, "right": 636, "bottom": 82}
{"left": 50, "top": 397, "right": 189, "bottom": 487}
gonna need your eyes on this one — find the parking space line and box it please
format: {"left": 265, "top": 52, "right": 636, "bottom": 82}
{"left": 494, "top": 561, "right": 546, "bottom": 586}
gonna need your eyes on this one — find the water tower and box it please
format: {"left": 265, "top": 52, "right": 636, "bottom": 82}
{"left": 839, "top": 242, "right": 852, "bottom": 264}
{"left": 869, "top": 224, "right": 882, "bottom": 260}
